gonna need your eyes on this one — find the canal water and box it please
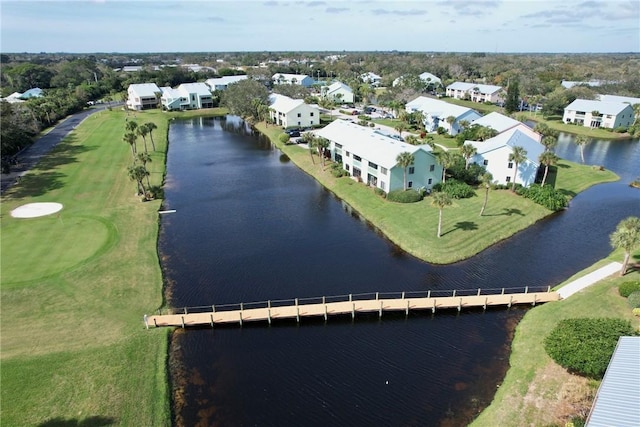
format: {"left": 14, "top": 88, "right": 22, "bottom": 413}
{"left": 159, "top": 116, "right": 639, "bottom": 426}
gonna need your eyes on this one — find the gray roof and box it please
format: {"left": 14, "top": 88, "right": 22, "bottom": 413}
{"left": 587, "top": 336, "right": 640, "bottom": 427}
{"left": 472, "top": 112, "right": 521, "bottom": 133}
{"left": 447, "top": 81, "right": 502, "bottom": 94}
{"left": 565, "top": 99, "right": 634, "bottom": 116}
{"left": 597, "top": 94, "right": 640, "bottom": 105}
{"left": 469, "top": 125, "right": 544, "bottom": 166}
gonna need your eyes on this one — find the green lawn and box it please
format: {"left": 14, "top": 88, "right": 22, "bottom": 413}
{"left": 471, "top": 253, "right": 640, "bottom": 426}
{"left": 0, "top": 107, "right": 225, "bottom": 426}
{"left": 259, "top": 123, "right": 618, "bottom": 264}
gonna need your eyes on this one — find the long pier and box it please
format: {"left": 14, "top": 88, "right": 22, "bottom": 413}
{"left": 144, "top": 286, "right": 560, "bottom": 329}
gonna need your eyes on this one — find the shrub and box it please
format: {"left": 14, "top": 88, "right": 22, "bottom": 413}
{"left": 544, "top": 318, "right": 635, "bottom": 379}
{"left": 278, "top": 133, "right": 290, "bottom": 144}
{"left": 519, "top": 184, "right": 568, "bottom": 211}
{"left": 613, "top": 126, "right": 628, "bottom": 133}
{"left": 628, "top": 291, "right": 640, "bottom": 309}
{"left": 619, "top": 281, "right": 640, "bottom": 297}
{"left": 373, "top": 187, "right": 386, "bottom": 197}
{"left": 330, "top": 162, "right": 347, "bottom": 177}
{"left": 633, "top": 308, "right": 640, "bottom": 317}
{"left": 387, "top": 189, "right": 423, "bottom": 203}
{"left": 433, "top": 179, "right": 475, "bottom": 199}
{"left": 437, "top": 126, "right": 447, "bottom": 135}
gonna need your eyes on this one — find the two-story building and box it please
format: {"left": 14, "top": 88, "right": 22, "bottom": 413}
{"left": 361, "top": 72, "right": 382, "bottom": 87}
{"left": 269, "top": 94, "right": 319, "bottom": 129}
{"left": 127, "top": 83, "right": 162, "bottom": 110}
{"left": 271, "top": 73, "right": 315, "bottom": 87}
{"left": 160, "top": 82, "right": 214, "bottom": 111}
{"left": 563, "top": 99, "right": 635, "bottom": 129}
{"left": 205, "top": 75, "right": 248, "bottom": 91}
{"left": 406, "top": 96, "right": 482, "bottom": 136}
{"left": 321, "top": 81, "right": 354, "bottom": 104}
{"left": 468, "top": 124, "right": 544, "bottom": 187}
{"left": 472, "top": 112, "right": 522, "bottom": 133}
{"left": 446, "top": 82, "right": 503, "bottom": 104}
{"left": 314, "top": 120, "right": 443, "bottom": 194}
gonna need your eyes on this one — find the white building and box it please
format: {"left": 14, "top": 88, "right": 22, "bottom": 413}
{"left": 314, "top": 119, "right": 443, "bottom": 193}
{"left": 446, "top": 82, "right": 503, "bottom": 103}
{"left": 393, "top": 72, "right": 441, "bottom": 88}
{"left": 361, "top": 72, "right": 382, "bottom": 86}
{"left": 127, "top": 83, "right": 162, "bottom": 110}
{"left": 205, "top": 75, "right": 248, "bottom": 91}
{"left": 405, "top": 96, "right": 482, "bottom": 135}
{"left": 563, "top": 99, "right": 635, "bottom": 129}
{"left": 160, "top": 82, "right": 213, "bottom": 111}
{"left": 321, "top": 81, "right": 354, "bottom": 104}
{"left": 469, "top": 124, "right": 544, "bottom": 187}
{"left": 596, "top": 94, "right": 640, "bottom": 106}
{"left": 472, "top": 112, "right": 521, "bottom": 134}
{"left": 269, "top": 94, "right": 319, "bottom": 129}
{"left": 272, "top": 73, "right": 315, "bottom": 87}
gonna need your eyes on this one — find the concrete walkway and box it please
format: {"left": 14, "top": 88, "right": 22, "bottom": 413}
{"left": 557, "top": 262, "right": 622, "bottom": 299}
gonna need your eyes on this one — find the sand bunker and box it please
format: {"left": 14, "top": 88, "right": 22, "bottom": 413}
{"left": 10, "top": 202, "right": 63, "bottom": 218}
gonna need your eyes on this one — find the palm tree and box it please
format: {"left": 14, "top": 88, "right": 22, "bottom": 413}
{"left": 137, "top": 152, "right": 152, "bottom": 188}
{"left": 539, "top": 151, "right": 559, "bottom": 187}
{"left": 479, "top": 172, "right": 494, "bottom": 216}
{"left": 394, "top": 122, "right": 407, "bottom": 138}
{"left": 315, "top": 137, "right": 330, "bottom": 167}
{"left": 396, "top": 152, "right": 415, "bottom": 191}
{"left": 460, "top": 143, "right": 477, "bottom": 170}
{"left": 609, "top": 216, "right": 640, "bottom": 276}
{"left": 533, "top": 122, "right": 551, "bottom": 137}
{"left": 432, "top": 192, "right": 452, "bottom": 238}
{"left": 437, "top": 151, "right": 456, "bottom": 183}
{"left": 541, "top": 135, "right": 557, "bottom": 152}
{"left": 145, "top": 122, "right": 158, "bottom": 151}
{"left": 446, "top": 115, "right": 456, "bottom": 133}
{"left": 404, "top": 135, "right": 419, "bottom": 145}
{"left": 127, "top": 165, "right": 149, "bottom": 200}
{"left": 476, "top": 126, "right": 498, "bottom": 141}
{"left": 574, "top": 135, "right": 590, "bottom": 164}
{"left": 123, "top": 132, "right": 137, "bottom": 158}
{"left": 508, "top": 146, "right": 527, "bottom": 191}
{"left": 137, "top": 123, "right": 150, "bottom": 153}
{"left": 125, "top": 120, "right": 138, "bottom": 134}
{"left": 301, "top": 133, "right": 316, "bottom": 164}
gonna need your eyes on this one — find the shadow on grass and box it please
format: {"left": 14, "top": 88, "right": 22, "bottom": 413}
{"left": 32, "top": 135, "right": 94, "bottom": 172}
{"left": 482, "top": 208, "right": 525, "bottom": 217}
{"left": 38, "top": 416, "right": 117, "bottom": 427}
{"left": 558, "top": 189, "right": 578, "bottom": 198}
{"left": 442, "top": 220, "right": 478, "bottom": 236}
{"left": 5, "top": 171, "right": 67, "bottom": 199}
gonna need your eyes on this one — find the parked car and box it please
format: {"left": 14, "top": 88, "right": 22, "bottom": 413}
{"left": 351, "top": 110, "right": 361, "bottom": 115}
{"left": 285, "top": 129, "right": 301, "bottom": 137}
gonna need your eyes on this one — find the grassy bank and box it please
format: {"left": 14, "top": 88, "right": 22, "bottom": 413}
{"left": 258, "top": 122, "right": 618, "bottom": 264}
{"left": 0, "top": 107, "right": 224, "bottom": 425}
{"left": 471, "top": 252, "right": 640, "bottom": 426}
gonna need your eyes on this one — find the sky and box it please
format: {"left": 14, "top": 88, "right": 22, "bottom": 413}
{"left": 1, "top": 0, "right": 639, "bottom": 53}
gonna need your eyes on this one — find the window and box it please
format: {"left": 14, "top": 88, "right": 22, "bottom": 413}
{"left": 380, "top": 167, "right": 387, "bottom": 175}
{"left": 297, "top": 113, "right": 301, "bottom": 117}
{"left": 508, "top": 162, "right": 513, "bottom": 169}
{"left": 310, "top": 121, "right": 314, "bottom": 125}
{"left": 408, "top": 181, "right": 413, "bottom": 188}
{"left": 345, "top": 164, "right": 350, "bottom": 171}
{"left": 483, "top": 159, "right": 489, "bottom": 166}
{"left": 353, "top": 155, "right": 362, "bottom": 161}
{"left": 191, "top": 95, "right": 195, "bottom": 101}
{"left": 428, "top": 178, "right": 432, "bottom": 185}
{"left": 506, "top": 176, "right": 511, "bottom": 182}
{"left": 429, "top": 164, "right": 435, "bottom": 172}
{"left": 380, "top": 181, "right": 385, "bottom": 190}
{"left": 345, "top": 151, "right": 350, "bottom": 157}
{"left": 310, "top": 112, "right": 314, "bottom": 116}
{"left": 369, "top": 162, "right": 378, "bottom": 170}
{"left": 335, "top": 143, "right": 342, "bottom": 149}
{"left": 409, "top": 167, "right": 415, "bottom": 174}
{"left": 297, "top": 122, "right": 301, "bottom": 126}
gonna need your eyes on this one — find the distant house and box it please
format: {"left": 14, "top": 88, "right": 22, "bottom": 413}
{"left": 321, "top": 81, "right": 354, "bottom": 104}
{"left": 160, "top": 82, "right": 213, "bottom": 111}
{"left": 205, "top": 75, "right": 248, "bottom": 91}
{"left": 563, "top": 99, "right": 635, "bottom": 129}
{"left": 314, "top": 119, "right": 442, "bottom": 193}
{"left": 127, "top": 83, "right": 162, "bottom": 110}
{"left": 269, "top": 94, "right": 319, "bottom": 129}
{"left": 392, "top": 72, "right": 441, "bottom": 89}
{"left": 446, "top": 82, "right": 503, "bottom": 103}
{"left": 468, "top": 124, "right": 544, "bottom": 187}
{"left": 272, "top": 73, "right": 315, "bottom": 87}
{"left": 19, "top": 88, "right": 44, "bottom": 99}
{"left": 405, "top": 96, "right": 481, "bottom": 136}
{"left": 1, "top": 92, "right": 24, "bottom": 103}
{"left": 361, "top": 72, "right": 382, "bottom": 86}
{"left": 561, "top": 80, "right": 604, "bottom": 89}
{"left": 472, "top": 112, "right": 521, "bottom": 134}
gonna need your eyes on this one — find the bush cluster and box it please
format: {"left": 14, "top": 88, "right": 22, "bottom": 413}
{"left": 619, "top": 281, "right": 640, "bottom": 297}
{"left": 432, "top": 179, "right": 476, "bottom": 199}
{"left": 544, "top": 318, "right": 635, "bottom": 379}
{"left": 627, "top": 291, "right": 640, "bottom": 309}
{"left": 518, "top": 184, "right": 568, "bottom": 211}
{"left": 387, "top": 189, "right": 423, "bottom": 203}
{"left": 373, "top": 187, "right": 386, "bottom": 198}
{"left": 329, "top": 162, "right": 347, "bottom": 178}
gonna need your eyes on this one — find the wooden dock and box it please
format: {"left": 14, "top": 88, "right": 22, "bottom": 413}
{"left": 144, "top": 288, "right": 560, "bottom": 329}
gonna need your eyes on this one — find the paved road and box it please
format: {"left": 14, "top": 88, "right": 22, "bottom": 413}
{"left": 0, "top": 105, "right": 113, "bottom": 195}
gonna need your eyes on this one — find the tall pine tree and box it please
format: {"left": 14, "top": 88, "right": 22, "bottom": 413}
{"left": 504, "top": 79, "right": 520, "bottom": 114}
